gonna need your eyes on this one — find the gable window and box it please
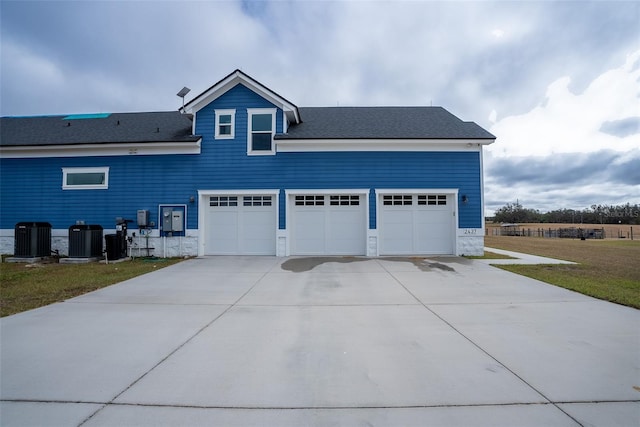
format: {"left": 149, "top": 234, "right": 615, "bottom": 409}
{"left": 247, "top": 108, "right": 276, "bottom": 155}
{"left": 62, "top": 167, "right": 109, "bottom": 190}
{"left": 215, "top": 109, "right": 235, "bottom": 139}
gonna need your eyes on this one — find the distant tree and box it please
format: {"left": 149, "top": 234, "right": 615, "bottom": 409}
{"left": 543, "top": 208, "right": 580, "bottom": 223}
{"left": 539, "top": 204, "right": 640, "bottom": 224}
{"left": 493, "top": 202, "right": 542, "bottom": 223}
{"left": 492, "top": 202, "right": 638, "bottom": 224}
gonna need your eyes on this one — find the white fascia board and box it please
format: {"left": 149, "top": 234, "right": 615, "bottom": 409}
{"left": 0, "top": 140, "right": 202, "bottom": 159}
{"left": 186, "top": 71, "right": 300, "bottom": 123}
{"left": 285, "top": 189, "right": 369, "bottom": 196}
{"left": 185, "top": 73, "right": 242, "bottom": 113}
{"left": 276, "top": 139, "right": 494, "bottom": 152}
{"left": 375, "top": 188, "right": 459, "bottom": 195}
{"left": 197, "top": 189, "right": 279, "bottom": 196}
{"left": 480, "top": 146, "right": 487, "bottom": 230}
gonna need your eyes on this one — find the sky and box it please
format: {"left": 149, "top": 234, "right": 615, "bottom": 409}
{"left": 1, "top": 0, "right": 639, "bottom": 215}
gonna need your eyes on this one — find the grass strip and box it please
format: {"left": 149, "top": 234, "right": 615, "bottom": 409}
{"left": 0, "top": 258, "right": 183, "bottom": 317}
{"left": 485, "top": 236, "right": 640, "bottom": 309}
{"left": 465, "top": 250, "right": 516, "bottom": 260}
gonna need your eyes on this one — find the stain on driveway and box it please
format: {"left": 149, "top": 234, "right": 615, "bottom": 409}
{"left": 281, "top": 256, "right": 457, "bottom": 273}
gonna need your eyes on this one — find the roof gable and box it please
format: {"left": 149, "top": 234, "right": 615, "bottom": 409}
{"left": 184, "top": 69, "right": 301, "bottom": 124}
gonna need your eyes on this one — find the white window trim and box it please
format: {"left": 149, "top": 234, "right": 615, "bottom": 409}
{"left": 247, "top": 108, "right": 277, "bottom": 155}
{"left": 214, "top": 109, "right": 235, "bottom": 139}
{"left": 62, "top": 167, "right": 109, "bottom": 190}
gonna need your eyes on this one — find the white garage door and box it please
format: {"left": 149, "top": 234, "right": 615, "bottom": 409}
{"left": 205, "top": 195, "right": 276, "bottom": 255}
{"left": 291, "top": 194, "right": 366, "bottom": 255}
{"left": 379, "top": 194, "right": 454, "bottom": 255}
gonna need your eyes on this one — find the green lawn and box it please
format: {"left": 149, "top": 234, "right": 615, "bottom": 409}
{"left": 485, "top": 237, "right": 640, "bottom": 309}
{"left": 0, "top": 258, "right": 183, "bottom": 317}
{"left": 465, "top": 250, "right": 516, "bottom": 260}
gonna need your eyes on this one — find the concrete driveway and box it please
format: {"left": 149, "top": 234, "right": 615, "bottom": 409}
{"left": 1, "top": 256, "right": 638, "bottom": 426}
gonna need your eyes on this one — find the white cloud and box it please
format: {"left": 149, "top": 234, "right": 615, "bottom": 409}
{"left": 484, "top": 49, "right": 640, "bottom": 213}
{"left": 487, "top": 49, "right": 640, "bottom": 157}
{"left": 1, "top": 39, "right": 66, "bottom": 113}
{"left": 2, "top": 0, "right": 638, "bottom": 215}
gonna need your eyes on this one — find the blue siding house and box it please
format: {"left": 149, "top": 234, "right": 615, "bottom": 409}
{"left": 0, "top": 70, "right": 495, "bottom": 257}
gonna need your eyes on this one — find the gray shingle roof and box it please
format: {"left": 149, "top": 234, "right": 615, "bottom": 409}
{"left": 276, "top": 107, "right": 495, "bottom": 140}
{"left": 0, "top": 111, "right": 200, "bottom": 147}
{"left": 1, "top": 106, "right": 494, "bottom": 148}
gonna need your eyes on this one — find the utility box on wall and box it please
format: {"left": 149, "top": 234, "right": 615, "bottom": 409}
{"left": 160, "top": 205, "right": 186, "bottom": 236}
{"left": 137, "top": 210, "right": 149, "bottom": 228}
{"left": 171, "top": 210, "right": 184, "bottom": 231}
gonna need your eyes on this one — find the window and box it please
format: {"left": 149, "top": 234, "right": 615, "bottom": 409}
{"left": 383, "top": 195, "right": 412, "bottom": 206}
{"left": 295, "top": 195, "right": 325, "bottom": 206}
{"left": 243, "top": 196, "right": 272, "bottom": 206}
{"left": 330, "top": 195, "right": 360, "bottom": 206}
{"left": 62, "top": 167, "right": 109, "bottom": 190}
{"left": 247, "top": 108, "right": 276, "bottom": 155}
{"left": 418, "top": 195, "right": 447, "bottom": 206}
{"left": 215, "top": 109, "right": 235, "bottom": 139}
{"left": 210, "top": 196, "right": 238, "bottom": 207}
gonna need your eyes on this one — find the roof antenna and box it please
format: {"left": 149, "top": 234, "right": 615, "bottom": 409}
{"left": 177, "top": 87, "right": 191, "bottom": 113}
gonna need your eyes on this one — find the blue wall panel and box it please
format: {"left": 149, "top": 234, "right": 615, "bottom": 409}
{"left": 0, "top": 150, "right": 482, "bottom": 230}
{"left": 0, "top": 83, "right": 484, "bottom": 233}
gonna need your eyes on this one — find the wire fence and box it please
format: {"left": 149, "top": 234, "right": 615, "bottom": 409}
{"left": 487, "top": 226, "right": 635, "bottom": 240}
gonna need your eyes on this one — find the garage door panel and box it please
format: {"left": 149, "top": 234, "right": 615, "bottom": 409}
{"left": 380, "top": 194, "right": 454, "bottom": 255}
{"left": 241, "top": 210, "right": 276, "bottom": 254}
{"left": 380, "top": 212, "right": 414, "bottom": 254}
{"left": 326, "top": 209, "right": 366, "bottom": 254}
{"left": 327, "top": 209, "right": 363, "bottom": 235}
{"left": 205, "top": 195, "right": 276, "bottom": 255}
{"left": 207, "top": 210, "right": 239, "bottom": 254}
{"left": 242, "top": 209, "right": 276, "bottom": 233}
{"left": 415, "top": 210, "right": 450, "bottom": 232}
{"left": 292, "top": 210, "right": 326, "bottom": 255}
{"left": 415, "top": 225, "right": 452, "bottom": 254}
{"left": 381, "top": 238, "right": 413, "bottom": 255}
{"left": 291, "top": 194, "right": 366, "bottom": 256}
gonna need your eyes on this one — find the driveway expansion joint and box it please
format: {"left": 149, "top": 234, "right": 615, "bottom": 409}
{"left": 5, "top": 397, "right": 637, "bottom": 409}
{"left": 3, "top": 256, "right": 636, "bottom": 427}
{"left": 76, "top": 268, "right": 272, "bottom": 427}
{"left": 374, "top": 258, "right": 587, "bottom": 427}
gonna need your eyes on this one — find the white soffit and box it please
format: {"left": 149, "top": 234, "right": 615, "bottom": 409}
{"left": 0, "top": 140, "right": 202, "bottom": 158}
{"left": 276, "top": 139, "right": 493, "bottom": 152}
